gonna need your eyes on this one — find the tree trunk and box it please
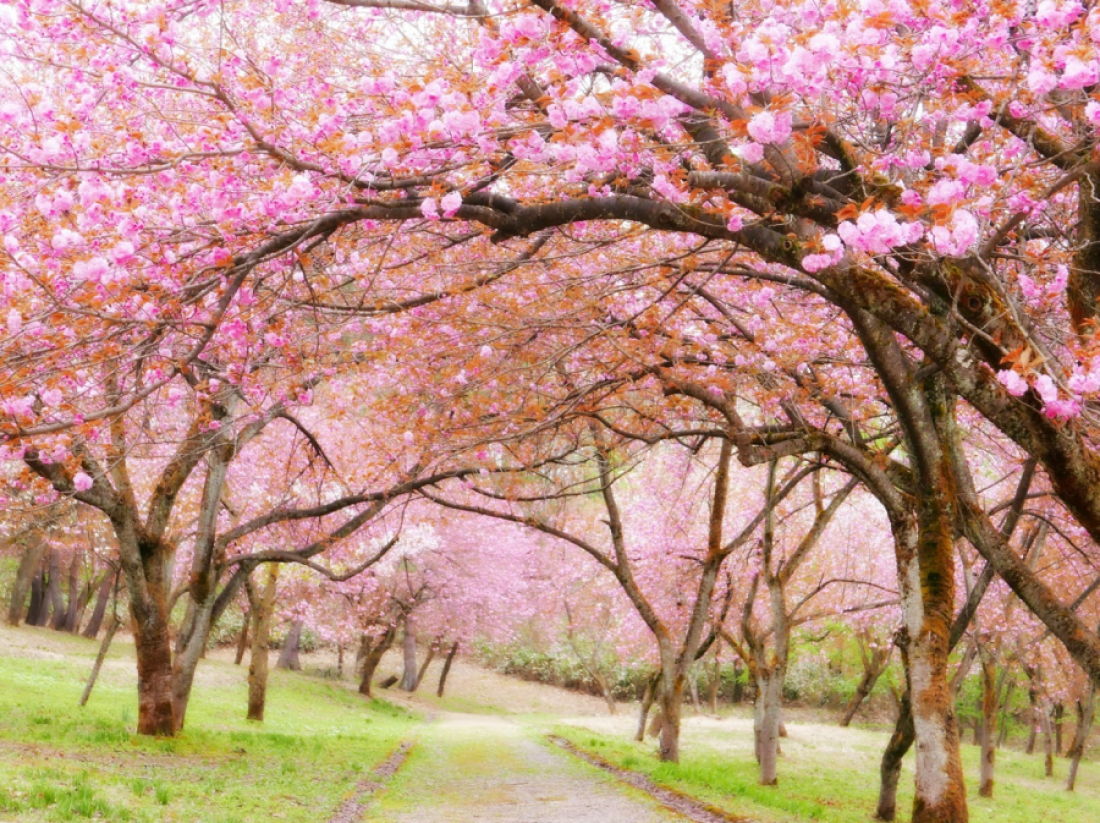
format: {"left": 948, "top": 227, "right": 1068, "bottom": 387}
{"left": 1024, "top": 666, "right": 1040, "bottom": 754}
{"left": 1066, "top": 687, "right": 1096, "bottom": 791}
{"left": 1054, "top": 703, "right": 1065, "bottom": 755}
{"left": 26, "top": 566, "right": 46, "bottom": 626}
{"left": 657, "top": 673, "right": 684, "bottom": 763}
{"left": 133, "top": 608, "right": 177, "bottom": 735}
{"left": 636, "top": 675, "right": 657, "bottom": 742}
{"left": 7, "top": 539, "right": 47, "bottom": 626}
{"left": 1041, "top": 702, "right": 1055, "bottom": 777}
{"left": 62, "top": 552, "right": 83, "bottom": 633}
{"left": 978, "top": 653, "right": 997, "bottom": 798}
{"left": 400, "top": 615, "right": 418, "bottom": 691}
{"left": 897, "top": 503, "right": 968, "bottom": 823}
{"left": 841, "top": 678, "right": 874, "bottom": 727}
{"left": 47, "top": 549, "right": 67, "bottom": 630}
{"left": 997, "top": 680, "right": 1015, "bottom": 748}
{"left": 358, "top": 626, "right": 396, "bottom": 698}
{"left": 437, "top": 641, "right": 459, "bottom": 697}
{"left": 80, "top": 615, "right": 120, "bottom": 707}
{"left": 756, "top": 672, "right": 783, "bottom": 785}
{"left": 246, "top": 565, "right": 278, "bottom": 722}
{"left": 412, "top": 643, "right": 436, "bottom": 692}
{"left": 82, "top": 571, "right": 115, "bottom": 639}
{"left": 276, "top": 619, "right": 303, "bottom": 671}
{"left": 33, "top": 548, "right": 55, "bottom": 626}
{"left": 876, "top": 688, "right": 915, "bottom": 821}
{"left": 234, "top": 611, "right": 250, "bottom": 665}
{"left": 594, "top": 670, "right": 617, "bottom": 715}
{"left": 708, "top": 656, "right": 720, "bottom": 714}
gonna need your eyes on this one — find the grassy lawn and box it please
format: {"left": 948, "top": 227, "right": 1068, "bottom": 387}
{"left": 553, "top": 712, "right": 1100, "bottom": 823}
{"left": 0, "top": 625, "right": 419, "bottom": 822}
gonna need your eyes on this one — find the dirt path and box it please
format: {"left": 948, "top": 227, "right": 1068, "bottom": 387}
{"left": 362, "top": 715, "right": 683, "bottom": 823}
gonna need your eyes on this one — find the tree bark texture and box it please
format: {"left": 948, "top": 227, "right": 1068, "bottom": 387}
{"left": 635, "top": 674, "right": 658, "bottom": 742}
{"left": 80, "top": 615, "right": 120, "bottom": 708}
{"left": 82, "top": 570, "right": 115, "bottom": 639}
{"left": 437, "top": 641, "right": 459, "bottom": 698}
{"left": 276, "top": 619, "right": 303, "bottom": 671}
{"left": 756, "top": 672, "right": 784, "bottom": 785}
{"left": 978, "top": 652, "right": 997, "bottom": 797}
{"left": 841, "top": 641, "right": 891, "bottom": 727}
{"left": 413, "top": 642, "right": 436, "bottom": 692}
{"left": 876, "top": 687, "right": 915, "bottom": 821}
{"left": 7, "top": 539, "right": 47, "bottom": 626}
{"left": 246, "top": 565, "right": 278, "bottom": 722}
{"left": 62, "top": 552, "right": 84, "bottom": 633}
{"left": 400, "top": 615, "right": 418, "bottom": 691}
{"left": 234, "top": 610, "right": 250, "bottom": 665}
{"left": 1066, "top": 686, "right": 1096, "bottom": 791}
{"left": 358, "top": 626, "right": 396, "bottom": 698}
{"left": 26, "top": 566, "right": 46, "bottom": 627}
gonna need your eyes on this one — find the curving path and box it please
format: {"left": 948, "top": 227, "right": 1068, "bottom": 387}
{"left": 362, "top": 715, "right": 682, "bottom": 823}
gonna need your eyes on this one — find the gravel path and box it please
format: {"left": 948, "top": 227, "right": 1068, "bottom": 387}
{"left": 363, "top": 715, "right": 682, "bottom": 823}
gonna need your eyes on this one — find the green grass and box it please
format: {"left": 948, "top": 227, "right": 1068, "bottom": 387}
{"left": 0, "top": 625, "right": 420, "bottom": 822}
{"left": 552, "top": 716, "right": 1100, "bottom": 823}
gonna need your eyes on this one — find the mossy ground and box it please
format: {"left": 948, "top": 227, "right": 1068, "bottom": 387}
{"left": 0, "top": 625, "right": 417, "bottom": 822}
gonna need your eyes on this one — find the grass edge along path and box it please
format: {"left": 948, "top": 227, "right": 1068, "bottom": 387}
{"left": 550, "top": 720, "right": 1100, "bottom": 823}
{"left": 329, "top": 740, "right": 417, "bottom": 823}
{"left": 547, "top": 734, "right": 753, "bottom": 823}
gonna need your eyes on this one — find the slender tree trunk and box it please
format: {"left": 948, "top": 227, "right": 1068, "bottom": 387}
{"left": 276, "top": 619, "right": 303, "bottom": 671}
{"left": 1041, "top": 702, "right": 1055, "bottom": 777}
{"left": 635, "top": 674, "right": 657, "bottom": 742}
{"left": 412, "top": 643, "right": 436, "bottom": 692}
{"left": 82, "top": 571, "right": 115, "bottom": 639}
{"left": 595, "top": 670, "right": 617, "bottom": 715}
{"left": 234, "top": 611, "right": 250, "bottom": 665}
{"left": 437, "top": 641, "right": 459, "bottom": 697}
{"left": 757, "top": 671, "right": 784, "bottom": 785}
{"left": 753, "top": 675, "right": 766, "bottom": 762}
{"left": 688, "top": 669, "right": 701, "bottom": 714}
{"left": 657, "top": 671, "right": 684, "bottom": 763}
{"left": 7, "top": 539, "right": 47, "bottom": 626}
{"left": 876, "top": 688, "right": 915, "bottom": 821}
{"left": 1054, "top": 703, "right": 1065, "bottom": 755}
{"left": 400, "top": 615, "right": 418, "bottom": 691}
{"left": 358, "top": 627, "right": 396, "bottom": 698}
{"left": 246, "top": 566, "right": 278, "bottom": 722}
{"left": 80, "top": 615, "right": 120, "bottom": 707}
{"left": 997, "top": 680, "right": 1015, "bottom": 748}
{"left": 26, "top": 567, "right": 46, "bottom": 626}
{"left": 47, "top": 549, "right": 67, "bottom": 630}
{"left": 978, "top": 653, "right": 997, "bottom": 797}
{"left": 841, "top": 648, "right": 890, "bottom": 727}
{"left": 34, "top": 548, "right": 56, "bottom": 626}
{"left": 1066, "top": 687, "right": 1096, "bottom": 791}
{"left": 708, "top": 656, "right": 720, "bottom": 714}
{"left": 62, "top": 552, "right": 83, "bottom": 633}
{"left": 1025, "top": 666, "right": 1040, "bottom": 754}
{"left": 950, "top": 636, "right": 978, "bottom": 700}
